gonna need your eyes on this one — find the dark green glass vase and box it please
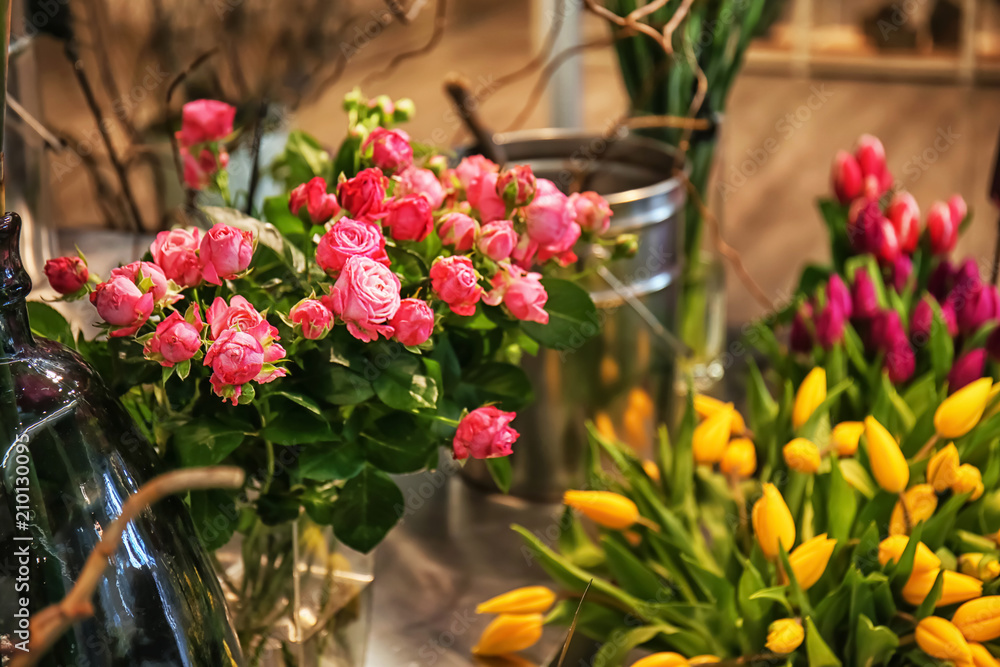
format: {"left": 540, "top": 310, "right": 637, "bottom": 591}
{"left": 0, "top": 212, "right": 244, "bottom": 666}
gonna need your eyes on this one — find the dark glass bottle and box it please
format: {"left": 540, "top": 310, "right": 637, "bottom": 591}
{"left": 0, "top": 213, "right": 244, "bottom": 666}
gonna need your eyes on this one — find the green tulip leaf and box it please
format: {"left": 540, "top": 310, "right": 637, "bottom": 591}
{"left": 855, "top": 615, "right": 898, "bottom": 667}
{"left": 805, "top": 616, "right": 843, "bottom": 667}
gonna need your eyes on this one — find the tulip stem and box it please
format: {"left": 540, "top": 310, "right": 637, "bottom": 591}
{"left": 635, "top": 516, "right": 662, "bottom": 532}
{"left": 914, "top": 434, "right": 939, "bottom": 461}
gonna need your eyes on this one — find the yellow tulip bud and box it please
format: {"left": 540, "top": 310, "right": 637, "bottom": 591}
{"left": 927, "top": 443, "right": 961, "bottom": 492}
{"left": 687, "top": 657, "right": 720, "bottom": 665}
{"left": 476, "top": 587, "right": 557, "bottom": 615}
{"left": 889, "top": 484, "right": 938, "bottom": 536}
{"left": 720, "top": 438, "right": 756, "bottom": 478}
{"left": 785, "top": 533, "right": 836, "bottom": 589}
{"left": 694, "top": 394, "right": 746, "bottom": 436}
{"left": 959, "top": 554, "right": 1000, "bottom": 582}
{"left": 692, "top": 405, "right": 734, "bottom": 464}
{"left": 902, "top": 568, "right": 983, "bottom": 607}
{"left": 563, "top": 490, "right": 639, "bottom": 530}
{"left": 953, "top": 464, "right": 985, "bottom": 501}
{"left": 831, "top": 421, "right": 864, "bottom": 456}
{"left": 595, "top": 412, "right": 617, "bottom": 442}
{"left": 953, "top": 597, "right": 1000, "bottom": 642}
{"left": 632, "top": 653, "right": 689, "bottom": 667}
{"left": 783, "top": 438, "right": 822, "bottom": 474}
{"left": 629, "top": 387, "right": 655, "bottom": 419}
{"left": 936, "top": 377, "right": 992, "bottom": 439}
{"left": 971, "top": 642, "right": 1000, "bottom": 667}
{"left": 916, "top": 616, "right": 972, "bottom": 666}
{"left": 793, "top": 368, "right": 827, "bottom": 430}
{"left": 864, "top": 416, "right": 910, "bottom": 494}
{"left": 766, "top": 618, "right": 804, "bottom": 654}
{"left": 472, "top": 613, "right": 544, "bottom": 656}
{"left": 643, "top": 460, "right": 661, "bottom": 484}
{"left": 877, "top": 535, "right": 941, "bottom": 572}
{"left": 752, "top": 483, "right": 796, "bottom": 560}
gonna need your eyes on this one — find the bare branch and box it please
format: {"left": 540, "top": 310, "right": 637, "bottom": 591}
{"left": 363, "top": 0, "right": 447, "bottom": 85}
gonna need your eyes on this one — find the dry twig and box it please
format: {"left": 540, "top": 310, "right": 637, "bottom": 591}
{"left": 363, "top": 0, "right": 446, "bottom": 85}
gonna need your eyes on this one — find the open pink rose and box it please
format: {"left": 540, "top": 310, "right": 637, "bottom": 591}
{"left": 316, "top": 217, "right": 389, "bottom": 277}
{"left": 323, "top": 255, "right": 401, "bottom": 342}
{"left": 391, "top": 298, "right": 435, "bottom": 346}
{"left": 364, "top": 127, "right": 413, "bottom": 172}
{"left": 200, "top": 223, "right": 255, "bottom": 285}
{"left": 467, "top": 171, "right": 506, "bottom": 223}
{"left": 289, "top": 177, "right": 339, "bottom": 223}
{"left": 569, "top": 191, "right": 612, "bottom": 235}
{"left": 395, "top": 167, "right": 445, "bottom": 210}
{"left": 383, "top": 194, "right": 433, "bottom": 242}
{"left": 430, "top": 255, "right": 483, "bottom": 317}
{"left": 438, "top": 212, "right": 479, "bottom": 252}
{"left": 151, "top": 227, "right": 203, "bottom": 288}
{"left": 452, "top": 406, "right": 519, "bottom": 460}
{"left": 45, "top": 256, "right": 89, "bottom": 295}
{"left": 90, "top": 275, "right": 155, "bottom": 338}
{"left": 455, "top": 155, "right": 498, "bottom": 191}
{"left": 178, "top": 100, "right": 236, "bottom": 146}
{"left": 485, "top": 266, "right": 549, "bottom": 324}
{"left": 111, "top": 261, "right": 179, "bottom": 306}
{"left": 205, "top": 295, "right": 277, "bottom": 341}
{"left": 204, "top": 329, "right": 264, "bottom": 405}
{"left": 536, "top": 221, "right": 580, "bottom": 267}
{"left": 337, "top": 168, "right": 388, "bottom": 222}
{"left": 289, "top": 299, "right": 334, "bottom": 340}
{"left": 476, "top": 220, "right": 518, "bottom": 261}
{"left": 525, "top": 179, "right": 572, "bottom": 246}
{"left": 144, "top": 307, "right": 204, "bottom": 367}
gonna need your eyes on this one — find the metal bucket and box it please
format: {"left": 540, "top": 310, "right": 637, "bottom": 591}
{"left": 463, "top": 130, "right": 686, "bottom": 501}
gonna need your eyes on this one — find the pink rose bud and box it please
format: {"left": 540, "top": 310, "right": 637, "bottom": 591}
{"left": 383, "top": 194, "right": 434, "bottom": 242}
{"left": 502, "top": 271, "right": 549, "bottom": 324}
{"left": 790, "top": 302, "right": 813, "bottom": 353}
{"left": 831, "top": 150, "right": 863, "bottom": 204}
{"left": 180, "top": 145, "right": 227, "bottom": 190}
{"left": 111, "top": 261, "right": 178, "bottom": 306}
{"left": 316, "top": 217, "right": 389, "bottom": 278}
{"left": 390, "top": 298, "right": 435, "bottom": 346}
{"left": 957, "top": 284, "right": 998, "bottom": 334}
{"left": 204, "top": 329, "right": 265, "bottom": 405}
{"left": 337, "top": 168, "right": 388, "bottom": 222}
{"left": 200, "top": 223, "right": 254, "bottom": 285}
{"left": 928, "top": 201, "right": 957, "bottom": 255}
{"left": 364, "top": 127, "right": 413, "bottom": 172}
{"left": 438, "top": 212, "right": 479, "bottom": 251}
{"left": 455, "top": 155, "right": 499, "bottom": 191}
{"left": 395, "top": 167, "right": 445, "bottom": 210}
{"left": 536, "top": 222, "right": 581, "bottom": 267}
{"left": 476, "top": 220, "right": 519, "bottom": 261}
{"left": 45, "top": 256, "right": 89, "bottom": 295}
{"left": 891, "top": 254, "right": 912, "bottom": 292}
{"left": 948, "top": 194, "right": 968, "bottom": 227}
{"left": 178, "top": 100, "right": 236, "bottom": 147}
{"left": 90, "top": 275, "right": 155, "bottom": 338}
{"left": 496, "top": 165, "right": 537, "bottom": 208}
{"left": 324, "top": 255, "right": 401, "bottom": 342}
{"left": 827, "top": 274, "right": 853, "bottom": 319}
{"left": 144, "top": 307, "right": 204, "bottom": 367}
{"left": 851, "top": 268, "right": 879, "bottom": 319}
{"left": 289, "top": 298, "right": 334, "bottom": 340}
{"left": 430, "top": 255, "right": 483, "bottom": 317}
{"left": 884, "top": 342, "right": 915, "bottom": 384}
{"left": 524, "top": 179, "right": 572, "bottom": 246}
{"left": 467, "top": 170, "right": 507, "bottom": 223}
{"left": 855, "top": 134, "right": 892, "bottom": 196}
{"left": 452, "top": 406, "right": 519, "bottom": 460}
{"left": 569, "top": 191, "right": 612, "bottom": 235}
{"left": 887, "top": 191, "right": 920, "bottom": 253}
{"left": 816, "top": 302, "right": 845, "bottom": 349}
{"left": 289, "top": 177, "right": 340, "bottom": 223}
{"left": 910, "top": 298, "right": 934, "bottom": 341}
{"left": 151, "top": 227, "right": 203, "bottom": 288}
{"left": 948, "top": 348, "right": 987, "bottom": 392}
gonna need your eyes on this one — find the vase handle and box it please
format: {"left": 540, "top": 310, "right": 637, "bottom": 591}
{"left": 0, "top": 211, "right": 32, "bottom": 308}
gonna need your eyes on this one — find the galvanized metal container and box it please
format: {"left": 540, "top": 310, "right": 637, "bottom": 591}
{"left": 463, "top": 130, "right": 686, "bottom": 501}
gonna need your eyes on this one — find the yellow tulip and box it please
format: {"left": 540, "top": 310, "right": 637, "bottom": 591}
{"left": 766, "top": 618, "right": 804, "bottom": 654}
{"left": 563, "top": 490, "right": 639, "bottom": 530}
{"left": 916, "top": 616, "right": 972, "bottom": 666}
{"left": 785, "top": 534, "right": 836, "bottom": 589}
{"left": 783, "top": 438, "right": 822, "bottom": 474}
{"left": 477, "top": 587, "right": 557, "bottom": 615}
{"left": 631, "top": 653, "right": 689, "bottom": 667}
{"left": 936, "top": 377, "right": 992, "bottom": 439}
{"left": 902, "top": 568, "right": 983, "bottom": 607}
{"left": 959, "top": 554, "right": 1000, "bottom": 582}
{"left": 594, "top": 412, "right": 617, "bottom": 442}
{"left": 971, "top": 642, "right": 1000, "bottom": 667}
{"left": 954, "top": 464, "right": 985, "bottom": 501}
{"left": 629, "top": 387, "right": 655, "bottom": 419}
{"left": 687, "top": 657, "right": 720, "bottom": 665}
{"left": 877, "top": 535, "right": 941, "bottom": 572}
{"left": 953, "top": 597, "right": 1000, "bottom": 642}
{"left": 793, "top": 368, "right": 827, "bottom": 429}
{"left": 472, "top": 614, "right": 544, "bottom": 656}
{"left": 752, "top": 483, "right": 796, "bottom": 559}
{"left": 720, "top": 438, "right": 756, "bottom": 478}
{"left": 643, "top": 460, "right": 661, "bottom": 484}
{"left": 927, "top": 443, "right": 961, "bottom": 492}
{"left": 692, "top": 405, "right": 734, "bottom": 464}
{"left": 889, "top": 484, "right": 938, "bottom": 536}
{"left": 694, "top": 394, "right": 746, "bottom": 435}
{"left": 864, "top": 416, "right": 910, "bottom": 494}
{"left": 831, "top": 421, "right": 864, "bottom": 456}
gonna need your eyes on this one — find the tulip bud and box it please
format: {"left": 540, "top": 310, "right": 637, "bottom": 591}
{"left": 816, "top": 302, "right": 846, "bottom": 349}
{"left": 887, "top": 190, "right": 921, "bottom": 253}
{"left": 720, "top": 438, "right": 757, "bottom": 478}
{"left": 472, "top": 613, "right": 544, "bottom": 656}
{"left": 916, "top": 617, "right": 973, "bottom": 666}
{"left": 953, "top": 464, "right": 985, "bottom": 501}
{"left": 927, "top": 443, "right": 961, "bottom": 492}
{"left": 935, "top": 377, "right": 992, "bottom": 439}
{"left": 693, "top": 395, "right": 746, "bottom": 435}
{"left": 692, "top": 404, "right": 734, "bottom": 465}
{"left": 632, "top": 653, "right": 690, "bottom": 667}
{"left": 831, "top": 150, "right": 863, "bottom": 204}
{"left": 563, "top": 490, "right": 639, "bottom": 530}
{"left": 477, "top": 586, "right": 557, "bottom": 614}
{"left": 852, "top": 268, "right": 879, "bottom": 319}
{"left": 864, "top": 416, "right": 910, "bottom": 494}
{"left": 783, "top": 438, "right": 822, "bottom": 474}
{"left": 953, "top": 597, "right": 1000, "bottom": 642}
{"left": 958, "top": 554, "right": 1000, "bottom": 582}
{"left": 876, "top": 219, "right": 901, "bottom": 264}
{"left": 752, "top": 483, "right": 796, "bottom": 559}
{"left": 766, "top": 618, "right": 804, "bottom": 654}
{"left": 878, "top": 535, "right": 941, "bottom": 572}
{"left": 642, "top": 460, "right": 661, "bottom": 484}
{"left": 903, "top": 568, "right": 983, "bottom": 606}
{"left": 793, "top": 368, "right": 827, "bottom": 430}
{"left": 785, "top": 534, "right": 836, "bottom": 589}
{"left": 831, "top": 421, "right": 864, "bottom": 456}
{"left": 928, "top": 201, "right": 958, "bottom": 255}
{"left": 889, "top": 484, "right": 938, "bottom": 536}
{"left": 949, "top": 194, "right": 969, "bottom": 227}
{"left": 891, "top": 254, "right": 913, "bottom": 292}
{"left": 970, "top": 642, "right": 1000, "bottom": 667}
{"left": 911, "top": 297, "right": 935, "bottom": 342}
{"left": 958, "top": 287, "right": 999, "bottom": 336}
{"left": 827, "top": 274, "right": 853, "bottom": 319}
{"left": 789, "top": 302, "right": 814, "bottom": 353}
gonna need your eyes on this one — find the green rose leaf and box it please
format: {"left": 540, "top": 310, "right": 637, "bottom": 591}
{"left": 485, "top": 456, "right": 512, "bottom": 493}
{"left": 361, "top": 413, "right": 439, "bottom": 474}
{"left": 459, "top": 362, "right": 534, "bottom": 411}
{"left": 331, "top": 465, "right": 404, "bottom": 553}
{"left": 174, "top": 419, "right": 250, "bottom": 467}
{"left": 299, "top": 441, "right": 365, "bottom": 482}
{"left": 189, "top": 489, "right": 238, "bottom": 551}
{"left": 521, "top": 278, "right": 599, "bottom": 351}
{"left": 373, "top": 354, "right": 439, "bottom": 411}
{"left": 26, "top": 301, "right": 74, "bottom": 346}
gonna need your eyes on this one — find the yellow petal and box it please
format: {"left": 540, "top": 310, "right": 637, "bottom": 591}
{"left": 954, "top": 597, "right": 1000, "bottom": 642}
{"left": 752, "top": 483, "right": 796, "bottom": 560}
{"left": 793, "top": 368, "right": 827, "bottom": 430}
{"left": 477, "top": 587, "right": 557, "bottom": 615}
{"left": 889, "top": 484, "right": 938, "bottom": 536}
{"left": 970, "top": 642, "right": 1000, "bottom": 667}
{"left": 563, "top": 490, "right": 639, "bottom": 530}
{"left": 720, "top": 438, "right": 756, "bottom": 478}
{"left": 926, "top": 443, "right": 961, "bottom": 492}
{"left": 831, "top": 421, "right": 864, "bottom": 456}
{"left": 903, "top": 569, "right": 983, "bottom": 607}
{"left": 864, "top": 416, "right": 910, "bottom": 494}
{"left": 472, "top": 614, "right": 544, "bottom": 656}
{"left": 936, "top": 377, "right": 992, "bottom": 439}
{"left": 953, "top": 464, "right": 985, "bottom": 501}
{"left": 687, "top": 657, "right": 720, "bottom": 665}
{"left": 783, "top": 438, "right": 822, "bottom": 474}
{"left": 692, "top": 405, "right": 734, "bottom": 464}
{"left": 694, "top": 394, "right": 746, "bottom": 435}
{"left": 766, "top": 618, "right": 804, "bottom": 654}
{"left": 916, "top": 616, "right": 972, "bottom": 665}
{"left": 877, "top": 535, "right": 941, "bottom": 572}
{"left": 786, "top": 534, "right": 836, "bottom": 589}
{"left": 631, "top": 653, "right": 690, "bottom": 667}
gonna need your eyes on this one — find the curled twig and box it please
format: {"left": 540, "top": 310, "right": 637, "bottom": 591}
{"left": 363, "top": 0, "right": 446, "bottom": 85}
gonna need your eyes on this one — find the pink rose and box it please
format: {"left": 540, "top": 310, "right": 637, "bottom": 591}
{"left": 476, "top": 220, "right": 518, "bottom": 261}
{"left": 467, "top": 171, "right": 506, "bottom": 222}
{"left": 90, "top": 275, "right": 154, "bottom": 338}
{"left": 151, "top": 228, "right": 203, "bottom": 288}
{"left": 316, "top": 217, "right": 389, "bottom": 277}
{"left": 289, "top": 299, "right": 334, "bottom": 340}
{"left": 205, "top": 295, "right": 276, "bottom": 341}
{"left": 44, "top": 256, "right": 89, "bottom": 295}
{"left": 455, "top": 155, "right": 498, "bottom": 191}
{"left": 391, "top": 298, "right": 435, "bottom": 347}
{"left": 383, "top": 194, "right": 434, "bottom": 242}
{"left": 452, "top": 406, "right": 519, "bottom": 460}
{"left": 496, "top": 165, "right": 537, "bottom": 208}
{"left": 485, "top": 266, "right": 549, "bottom": 324}
{"left": 337, "top": 168, "right": 388, "bottom": 222}
{"left": 204, "top": 329, "right": 264, "bottom": 405}
{"left": 323, "top": 256, "right": 401, "bottom": 342}
{"left": 144, "top": 307, "right": 204, "bottom": 367}
{"left": 200, "top": 223, "right": 255, "bottom": 285}
{"left": 438, "top": 212, "right": 479, "bottom": 251}
{"left": 289, "top": 177, "right": 339, "bottom": 223}
{"left": 180, "top": 145, "right": 228, "bottom": 190}
{"left": 111, "top": 261, "right": 179, "bottom": 306}
{"left": 364, "top": 127, "right": 413, "bottom": 172}
{"left": 569, "top": 191, "right": 612, "bottom": 235}
{"left": 430, "top": 255, "right": 483, "bottom": 317}
{"left": 536, "top": 222, "right": 581, "bottom": 266}
{"left": 524, "top": 179, "right": 572, "bottom": 246}
{"left": 395, "top": 167, "right": 445, "bottom": 209}
{"left": 178, "top": 100, "right": 236, "bottom": 146}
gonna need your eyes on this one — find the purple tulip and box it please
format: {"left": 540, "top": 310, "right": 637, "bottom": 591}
{"left": 852, "top": 268, "right": 879, "bottom": 319}
{"left": 910, "top": 298, "right": 934, "bottom": 341}
{"left": 827, "top": 274, "right": 853, "bottom": 319}
{"left": 957, "top": 284, "right": 998, "bottom": 334}
{"left": 941, "top": 297, "right": 959, "bottom": 337}
{"left": 891, "top": 254, "right": 913, "bottom": 292}
{"left": 816, "top": 302, "right": 846, "bottom": 349}
{"left": 928, "top": 260, "right": 954, "bottom": 302}
{"left": 954, "top": 258, "right": 982, "bottom": 293}
{"left": 987, "top": 327, "right": 1000, "bottom": 362}
{"left": 948, "top": 348, "right": 987, "bottom": 392}
{"left": 790, "top": 302, "right": 814, "bottom": 353}
{"left": 847, "top": 198, "right": 885, "bottom": 255}
{"left": 871, "top": 309, "right": 906, "bottom": 352}
{"left": 884, "top": 342, "right": 916, "bottom": 384}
